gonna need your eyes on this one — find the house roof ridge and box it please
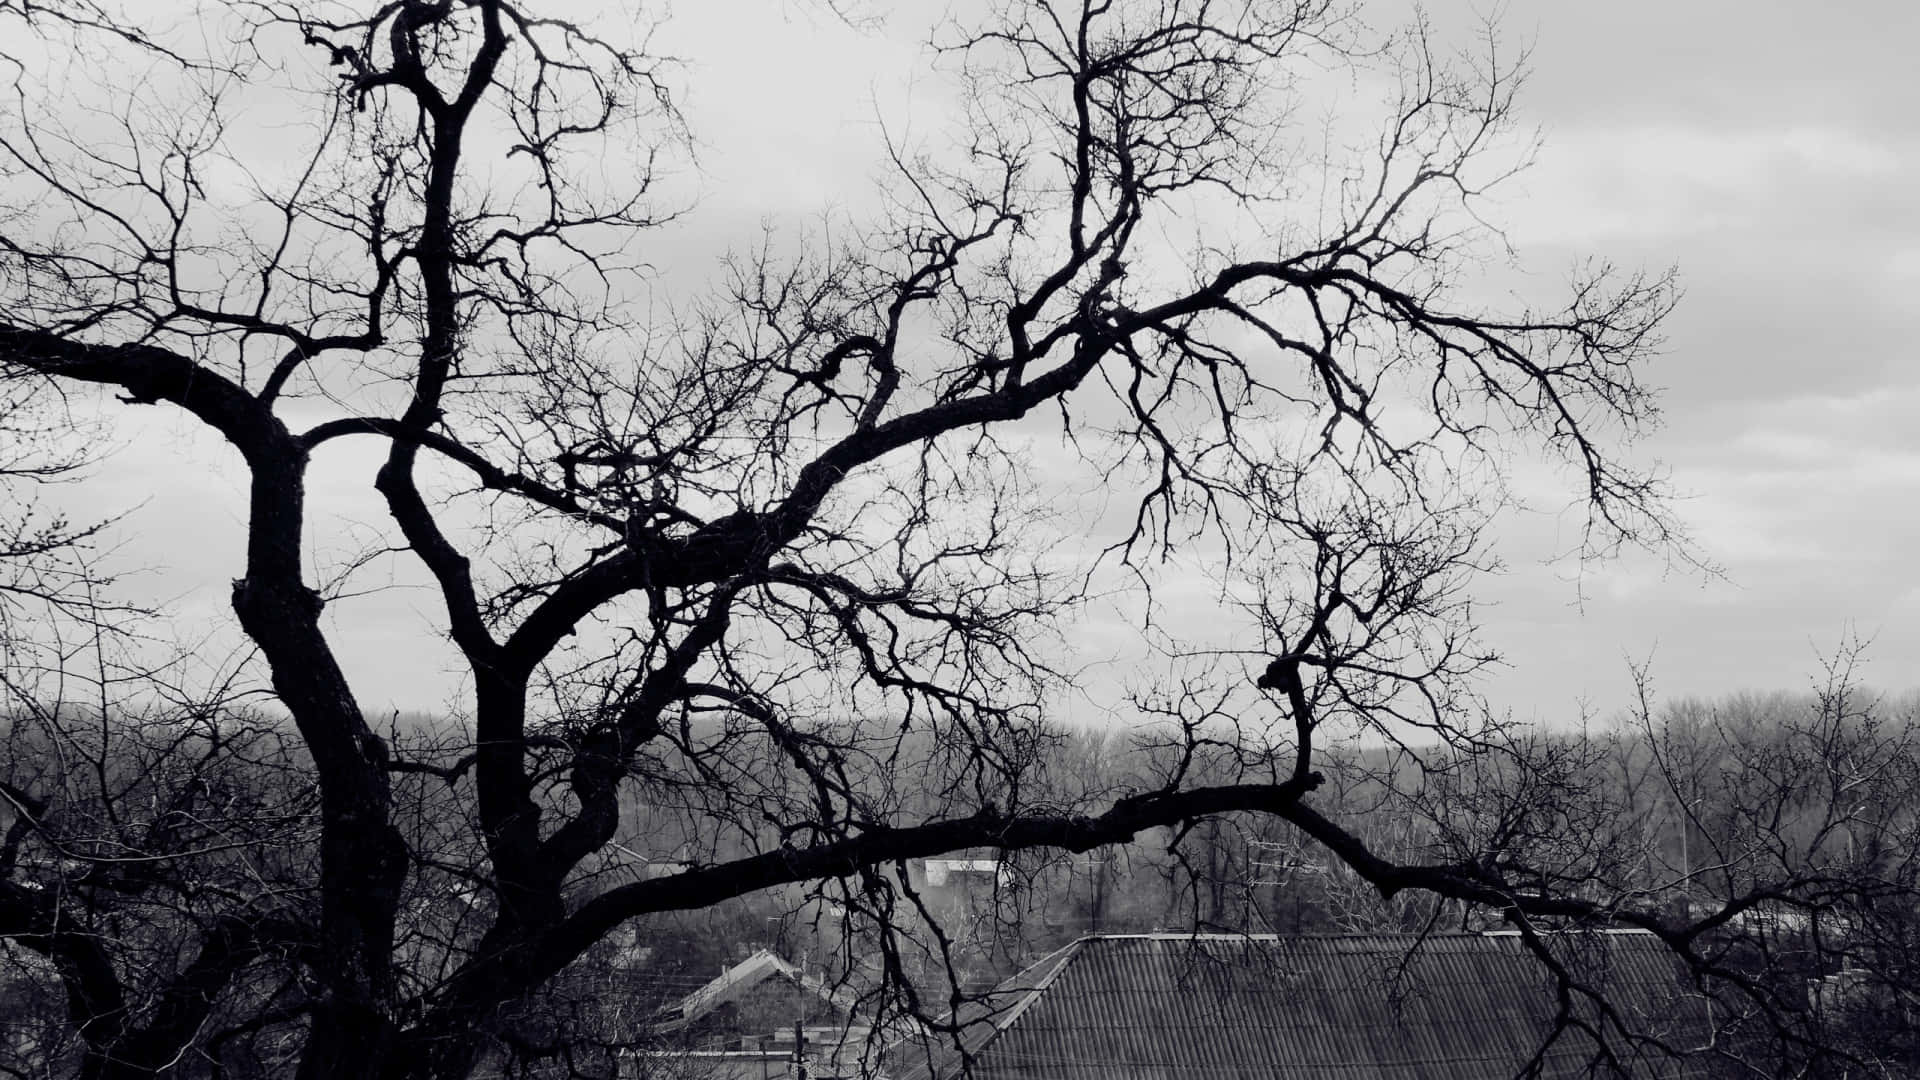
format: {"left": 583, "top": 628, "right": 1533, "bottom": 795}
{"left": 1071, "top": 930, "right": 1495, "bottom": 942}
{"left": 1067, "top": 929, "right": 1662, "bottom": 943}
{"left": 972, "top": 937, "right": 1084, "bottom": 1041}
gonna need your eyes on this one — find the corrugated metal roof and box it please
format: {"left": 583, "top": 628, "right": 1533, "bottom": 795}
{"left": 889, "top": 933, "right": 1717, "bottom": 1080}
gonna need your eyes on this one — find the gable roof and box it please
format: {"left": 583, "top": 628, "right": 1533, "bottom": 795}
{"left": 655, "top": 949, "right": 860, "bottom": 1033}
{"left": 888, "top": 932, "right": 1716, "bottom": 1080}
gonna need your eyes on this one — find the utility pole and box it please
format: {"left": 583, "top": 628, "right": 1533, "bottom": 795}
{"left": 792, "top": 942, "right": 810, "bottom": 1080}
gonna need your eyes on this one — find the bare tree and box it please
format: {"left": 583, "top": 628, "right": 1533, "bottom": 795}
{"left": 1295, "top": 650, "right": 1920, "bottom": 1077}
{"left": 1618, "top": 656, "right": 1920, "bottom": 1076}
{"left": 0, "top": 1, "right": 1705, "bottom": 1077}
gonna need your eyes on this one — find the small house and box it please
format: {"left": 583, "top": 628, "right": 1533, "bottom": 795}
{"left": 653, "top": 949, "right": 862, "bottom": 1050}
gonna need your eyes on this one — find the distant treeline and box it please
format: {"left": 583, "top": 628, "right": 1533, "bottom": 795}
{"left": 9, "top": 680, "right": 1920, "bottom": 1073}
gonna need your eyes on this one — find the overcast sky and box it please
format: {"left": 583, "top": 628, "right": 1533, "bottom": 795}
{"left": 1453, "top": 0, "right": 1920, "bottom": 716}
{"left": 40, "top": 0, "right": 1920, "bottom": 725}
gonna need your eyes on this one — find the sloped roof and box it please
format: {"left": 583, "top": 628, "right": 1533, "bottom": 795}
{"left": 888, "top": 932, "right": 1716, "bottom": 1080}
{"left": 656, "top": 949, "right": 860, "bottom": 1032}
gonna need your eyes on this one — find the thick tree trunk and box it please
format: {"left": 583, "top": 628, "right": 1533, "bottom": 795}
{"left": 230, "top": 462, "right": 410, "bottom": 1080}
{"left": 301, "top": 1004, "right": 400, "bottom": 1080}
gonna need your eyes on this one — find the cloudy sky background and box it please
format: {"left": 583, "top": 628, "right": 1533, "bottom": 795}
{"left": 1472, "top": 0, "right": 1920, "bottom": 715}
{"left": 38, "top": 0, "right": 1920, "bottom": 725}
{"left": 657, "top": 0, "right": 1920, "bottom": 723}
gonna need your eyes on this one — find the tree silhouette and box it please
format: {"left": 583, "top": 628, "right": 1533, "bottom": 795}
{"left": 0, "top": 2, "right": 1703, "bottom": 1077}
